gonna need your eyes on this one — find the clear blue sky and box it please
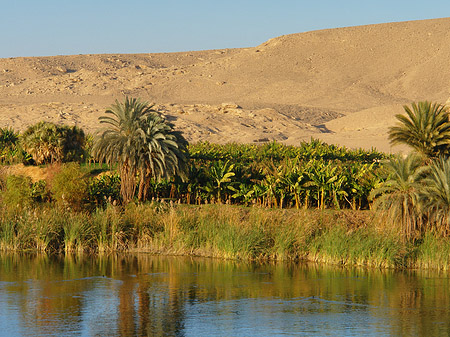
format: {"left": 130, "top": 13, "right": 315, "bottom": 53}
{"left": 1, "top": 0, "right": 449, "bottom": 58}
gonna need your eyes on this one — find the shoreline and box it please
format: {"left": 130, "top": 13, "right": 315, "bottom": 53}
{"left": 1, "top": 203, "right": 449, "bottom": 271}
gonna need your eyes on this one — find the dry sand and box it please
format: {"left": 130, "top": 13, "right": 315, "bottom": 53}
{"left": 2, "top": 17, "right": 450, "bottom": 153}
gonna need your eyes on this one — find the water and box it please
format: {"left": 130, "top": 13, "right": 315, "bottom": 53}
{"left": 1, "top": 254, "right": 450, "bottom": 336}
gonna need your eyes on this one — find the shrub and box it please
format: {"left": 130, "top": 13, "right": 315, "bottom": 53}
{"left": 88, "top": 172, "right": 121, "bottom": 207}
{"left": 1, "top": 175, "right": 33, "bottom": 212}
{"left": 50, "top": 162, "right": 88, "bottom": 211}
{"left": 20, "top": 122, "right": 86, "bottom": 165}
{"left": 0, "top": 127, "right": 20, "bottom": 164}
{"left": 31, "top": 180, "right": 51, "bottom": 203}
{"left": 0, "top": 127, "right": 18, "bottom": 148}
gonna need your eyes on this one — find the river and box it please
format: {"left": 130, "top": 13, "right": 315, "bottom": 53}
{"left": 0, "top": 254, "right": 449, "bottom": 336}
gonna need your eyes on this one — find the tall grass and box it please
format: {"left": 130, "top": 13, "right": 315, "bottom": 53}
{"left": 91, "top": 204, "right": 127, "bottom": 252}
{"left": 411, "top": 231, "right": 450, "bottom": 270}
{"left": 63, "top": 212, "right": 91, "bottom": 253}
{"left": 1, "top": 203, "right": 450, "bottom": 270}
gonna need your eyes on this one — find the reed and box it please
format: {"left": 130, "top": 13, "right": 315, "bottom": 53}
{"left": 411, "top": 231, "right": 450, "bottom": 270}
{"left": 90, "top": 204, "right": 127, "bottom": 253}
{"left": 63, "top": 212, "right": 91, "bottom": 253}
{"left": 1, "top": 202, "right": 450, "bottom": 270}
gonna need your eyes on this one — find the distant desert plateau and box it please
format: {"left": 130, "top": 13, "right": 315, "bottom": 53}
{"left": 2, "top": 17, "right": 450, "bottom": 153}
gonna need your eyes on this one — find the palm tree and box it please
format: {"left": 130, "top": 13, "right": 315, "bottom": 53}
{"left": 21, "top": 122, "right": 64, "bottom": 164}
{"left": 369, "top": 153, "right": 428, "bottom": 240}
{"left": 92, "top": 97, "right": 188, "bottom": 203}
{"left": 135, "top": 112, "right": 188, "bottom": 201}
{"left": 421, "top": 157, "right": 450, "bottom": 235}
{"left": 388, "top": 101, "right": 450, "bottom": 158}
{"left": 0, "top": 127, "right": 19, "bottom": 164}
{"left": 60, "top": 125, "right": 86, "bottom": 162}
{"left": 20, "top": 122, "right": 86, "bottom": 165}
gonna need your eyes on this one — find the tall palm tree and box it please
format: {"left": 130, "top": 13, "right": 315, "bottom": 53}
{"left": 388, "top": 101, "right": 450, "bottom": 158}
{"left": 422, "top": 157, "right": 450, "bottom": 234}
{"left": 135, "top": 113, "right": 188, "bottom": 201}
{"left": 369, "top": 153, "right": 428, "bottom": 240}
{"left": 92, "top": 97, "right": 188, "bottom": 203}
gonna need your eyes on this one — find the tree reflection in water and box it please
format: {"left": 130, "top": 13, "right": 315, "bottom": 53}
{"left": 1, "top": 254, "right": 450, "bottom": 336}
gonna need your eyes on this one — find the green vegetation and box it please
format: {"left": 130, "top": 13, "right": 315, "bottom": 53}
{"left": 371, "top": 101, "right": 450, "bottom": 241}
{"left": 185, "top": 140, "right": 385, "bottom": 209}
{"left": 0, "top": 202, "right": 448, "bottom": 269}
{"left": 370, "top": 153, "right": 427, "bottom": 240}
{"left": 2, "top": 98, "right": 450, "bottom": 270}
{"left": 92, "top": 97, "right": 189, "bottom": 202}
{"left": 0, "top": 128, "right": 19, "bottom": 164}
{"left": 50, "top": 162, "right": 89, "bottom": 211}
{"left": 21, "top": 122, "right": 86, "bottom": 164}
{"left": 389, "top": 101, "right": 450, "bottom": 158}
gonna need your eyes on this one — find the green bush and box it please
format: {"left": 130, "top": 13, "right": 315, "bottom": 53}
{"left": 0, "top": 127, "right": 20, "bottom": 164}
{"left": 20, "top": 122, "right": 86, "bottom": 165}
{"left": 50, "top": 163, "right": 88, "bottom": 210}
{"left": 1, "top": 175, "right": 33, "bottom": 212}
{"left": 88, "top": 173, "right": 121, "bottom": 207}
{"left": 31, "top": 180, "right": 51, "bottom": 203}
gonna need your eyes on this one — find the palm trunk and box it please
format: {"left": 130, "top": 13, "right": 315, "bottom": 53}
{"left": 138, "top": 175, "right": 145, "bottom": 201}
{"left": 120, "top": 163, "right": 136, "bottom": 203}
{"left": 304, "top": 191, "right": 309, "bottom": 210}
{"left": 320, "top": 188, "right": 325, "bottom": 210}
{"left": 138, "top": 169, "right": 151, "bottom": 202}
{"left": 169, "top": 183, "right": 176, "bottom": 199}
{"left": 186, "top": 192, "right": 191, "bottom": 204}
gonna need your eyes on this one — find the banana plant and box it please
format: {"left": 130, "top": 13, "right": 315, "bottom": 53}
{"left": 345, "top": 162, "right": 378, "bottom": 209}
{"left": 306, "top": 159, "right": 340, "bottom": 209}
{"left": 286, "top": 164, "right": 311, "bottom": 209}
{"left": 252, "top": 183, "right": 267, "bottom": 206}
{"left": 228, "top": 183, "right": 255, "bottom": 206}
{"left": 329, "top": 167, "right": 348, "bottom": 210}
{"left": 207, "top": 160, "right": 235, "bottom": 203}
{"left": 185, "top": 164, "right": 208, "bottom": 204}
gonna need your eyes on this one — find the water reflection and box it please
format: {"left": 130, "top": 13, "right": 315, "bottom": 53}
{"left": 1, "top": 253, "right": 450, "bottom": 336}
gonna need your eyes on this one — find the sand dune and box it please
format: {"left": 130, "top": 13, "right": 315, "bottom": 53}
{"left": 1, "top": 17, "right": 450, "bottom": 153}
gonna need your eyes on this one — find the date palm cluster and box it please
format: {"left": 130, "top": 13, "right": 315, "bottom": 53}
{"left": 371, "top": 101, "right": 450, "bottom": 240}
{"left": 20, "top": 122, "right": 86, "bottom": 165}
{"left": 92, "top": 97, "right": 188, "bottom": 202}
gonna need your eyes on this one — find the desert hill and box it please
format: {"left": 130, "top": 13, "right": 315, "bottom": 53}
{"left": 2, "top": 17, "right": 450, "bottom": 153}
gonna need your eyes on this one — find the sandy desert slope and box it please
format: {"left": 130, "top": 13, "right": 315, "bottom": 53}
{"left": 1, "top": 17, "right": 450, "bottom": 153}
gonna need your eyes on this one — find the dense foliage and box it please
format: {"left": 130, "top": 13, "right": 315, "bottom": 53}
{"left": 0, "top": 137, "right": 387, "bottom": 211}
{"left": 0, "top": 127, "right": 27, "bottom": 165}
{"left": 371, "top": 101, "right": 450, "bottom": 240}
{"left": 92, "top": 97, "right": 188, "bottom": 202}
{"left": 389, "top": 101, "right": 450, "bottom": 158}
{"left": 5, "top": 98, "right": 450, "bottom": 246}
{"left": 183, "top": 140, "right": 386, "bottom": 209}
{"left": 20, "top": 122, "right": 86, "bottom": 164}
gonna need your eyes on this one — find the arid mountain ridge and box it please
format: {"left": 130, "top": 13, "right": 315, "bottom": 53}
{"left": 2, "top": 17, "right": 450, "bottom": 152}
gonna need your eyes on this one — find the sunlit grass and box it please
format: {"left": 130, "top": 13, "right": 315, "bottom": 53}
{"left": 0, "top": 203, "right": 450, "bottom": 270}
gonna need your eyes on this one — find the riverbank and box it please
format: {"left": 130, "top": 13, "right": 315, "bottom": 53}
{"left": 1, "top": 203, "right": 450, "bottom": 270}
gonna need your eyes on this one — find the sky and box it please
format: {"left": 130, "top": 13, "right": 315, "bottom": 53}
{"left": 1, "top": 0, "right": 450, "bottom": 58}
